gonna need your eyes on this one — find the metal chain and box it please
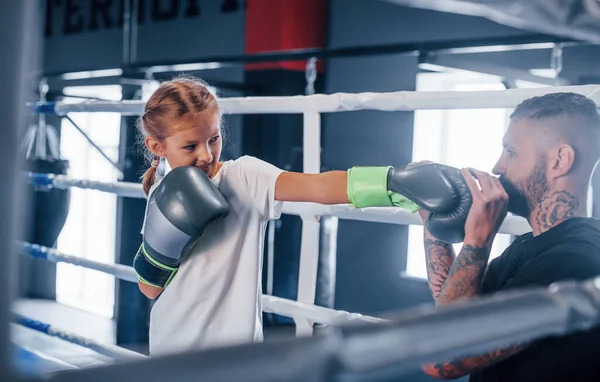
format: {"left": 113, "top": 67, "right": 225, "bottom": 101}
{"left": 305, "top": 57, "right": 317, "bottom": 96}
{"left": 36, "top": 78, "right": 49, "bottom": 159}
{"left": 39, "top": 78, "right": 48, "bottom": 103}
{"left": 551, "top": 44, "right": 563, "bottom": 85}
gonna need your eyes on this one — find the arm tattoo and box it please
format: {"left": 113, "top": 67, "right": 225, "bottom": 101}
{"left": 421, "top": 233, "right": 521, "bottom": 378}
{"left": 423, "top": 235, "right": 455, "bottom": 300}
{"left": 423, "top": 344, "right": 525, "bottom": 379}
{"left": 422, "top": 244, "right": 507, "bottom": 379}
{"left": 437, "top": 244, "right": 489, "bottom": 305}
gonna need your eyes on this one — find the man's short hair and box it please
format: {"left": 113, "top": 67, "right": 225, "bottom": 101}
{"left": 510, "top": 93, "right": 600, "bottom": 166}
{"left": 511, "top": 93, "right": 600, "bottom": 163}
{"left": 511, "top": 92, "right": 600, "bottom": 126}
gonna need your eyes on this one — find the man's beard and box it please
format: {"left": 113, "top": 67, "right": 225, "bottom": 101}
{"left": 499, "top": 162, "right": 549, "bottom": 219}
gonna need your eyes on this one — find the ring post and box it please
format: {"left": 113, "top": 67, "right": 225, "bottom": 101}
{"left": 295, "top": 112, "right": 322, "bottom": 336}
{"left": 1, "top": 0, "right": 39, "bottom": 379}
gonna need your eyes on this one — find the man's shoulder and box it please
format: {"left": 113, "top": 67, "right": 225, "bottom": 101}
{"left": 505, "top": 217, "right": 600, "bottom": 254}
{"left": 487, "top": 218, "right": 600, "bottom": 286}
{"left": 557, "top": 216, "right": 600, "bottom": 231}
{"left": 549, "top": 217, "right": 600, "bottom": 250}
{"left": 566, "top": 216, "right": 600, "bottom": 233}
{"left": 525, "top": 218, "right": 600, "bottom": 263}
{"left": 488, "top": 231, "right": 532, "bottom": 267}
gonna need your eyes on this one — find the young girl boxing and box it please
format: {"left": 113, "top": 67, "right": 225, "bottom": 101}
{"left": 133, "top": 77, "right": 469, "bottom": 356}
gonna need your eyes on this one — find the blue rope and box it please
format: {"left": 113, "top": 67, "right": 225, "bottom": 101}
{"left": 25, "top": 172, "right": 55, "bottom": 188}
{"left": 18, "top": 242, "right": 48, "bottom": 261}
{"left": 12, "top": 313, "right": 147, "bottom": 360}
{"left": 35, "top": 102, "right": 56, "bottom": 114}
{"left": 14, "top": 314, "right": 51, "bottom": 335}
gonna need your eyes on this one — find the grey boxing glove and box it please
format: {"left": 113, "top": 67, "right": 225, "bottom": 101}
{"left": 422, "top": 165, "right": 472, "bottom": 243}
{"left": 133, "top": 166, "right": 230, "bottom": 288}
{"left": 347, "top": 162, "right": 472, "bottom": 243}
{"left": 386, "top": 163, "right": 469, "bottom": 213}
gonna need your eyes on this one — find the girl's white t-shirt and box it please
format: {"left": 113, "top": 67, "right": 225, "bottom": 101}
{"left": 141, "top": 155, "right": 284, "bottom": 356}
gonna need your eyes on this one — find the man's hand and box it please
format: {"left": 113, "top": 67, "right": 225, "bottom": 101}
{"left": 461, "top": 168, "right": 508, "bottom": 248}
{"left": 434, "top": 168, "right": 506, "bottom": 307}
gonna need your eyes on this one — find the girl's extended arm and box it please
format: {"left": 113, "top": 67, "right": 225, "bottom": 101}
{"left": 274, "top": 171, "right": 349, "bottom": 204}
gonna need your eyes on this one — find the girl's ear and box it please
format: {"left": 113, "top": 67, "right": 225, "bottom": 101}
{"left": 146, "top": 136, "right": 165, "bottom": 157}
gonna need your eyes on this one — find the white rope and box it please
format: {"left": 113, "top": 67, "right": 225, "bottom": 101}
{"left": 51, "top": 175, "right": 145, "bottom": 198}
{"left": 28, "top": 173, "right": 532, "bottom": 236}
{"left": 19, "top": 242, "right": 139, "bottom": 283}
{"left": 19, "top": 242, "right": 386, "bottom": 328}
{"left": 282, "top": 202, "right": 531, "bottom": 236}
{"left": 262, "top": 295, "right": 388, "bottom": 327}
{"left": 45, "top": 325, "right": 146, "bottom": 361}
{"left": 43, "top": 84, "right": 600, "bottom": 116}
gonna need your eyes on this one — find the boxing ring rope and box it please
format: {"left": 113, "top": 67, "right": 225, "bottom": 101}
{"left": 34, "top": 84, "right": 600, "bottom": 115}
{"left": 18, "top": 242, "right": 139, "bottom": 283}
{"left": 13, "top": 314, "right": 147, "bottom": 361}
{"left": 27, "top": 172, "right": 144, "bottom": 199}
{"left": 335, "top": 276, "right": 600, "bottom": 376}
{"left": 17, "top": 241, "right": 387, "bottom": 327}
{"left": 26, "top": 172, "right": 532, "bottom": 236}
{"left": 15, "top": 242, "right": 149, "bottom": 364}
{"left": 15, "top": 239, "right": 385, "bottom": 368}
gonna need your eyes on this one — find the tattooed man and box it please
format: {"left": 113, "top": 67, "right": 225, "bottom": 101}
{"left": 421, "top": 92, "right": 600, "bottom": 382}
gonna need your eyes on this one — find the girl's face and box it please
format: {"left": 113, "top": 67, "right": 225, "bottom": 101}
{"left": 146, "top": 110, "right": 223, "bottom": 178}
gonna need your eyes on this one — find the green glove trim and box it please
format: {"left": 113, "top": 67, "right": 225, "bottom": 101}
{"left": 133, "top": 243, "right": 179, "bottom": 288}
{"left": 388, "top": 191, "right": 421, "bottom": 213}
{"left": 347, "top": 166, "right": 421, "bottom": 212}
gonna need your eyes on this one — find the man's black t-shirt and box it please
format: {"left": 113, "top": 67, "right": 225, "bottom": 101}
{"left": 469, "top": 217, "right": 600, "bottom": 382}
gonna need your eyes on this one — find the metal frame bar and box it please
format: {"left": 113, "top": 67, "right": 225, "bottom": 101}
{"left": 421, "top": 55, "right": 571, "bottom": 86}
{"left": 42, "top": 34, "right": 578, "bottom": 80}
{"left": 47, "top": 75, "right": 255, "bottom": 94}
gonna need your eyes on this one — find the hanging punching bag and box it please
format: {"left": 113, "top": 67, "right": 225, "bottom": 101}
{"left": 20, "top": 122, "right": 71, "bottom": 248}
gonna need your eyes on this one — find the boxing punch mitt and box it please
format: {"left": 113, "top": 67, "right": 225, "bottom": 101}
{"left": 347, "top": 162, "right": 472, "bottom": 243}
{"left": 133, "top": 166, "right": 230, "bottom": 288}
